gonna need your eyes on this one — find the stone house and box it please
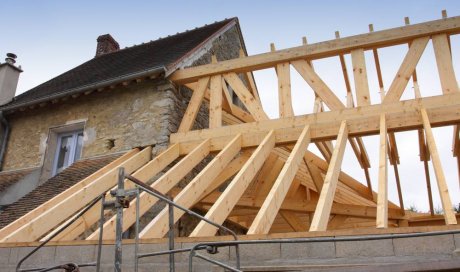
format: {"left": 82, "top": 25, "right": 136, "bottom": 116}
{"left": 0, "top": 18, "right": 250, "bottom": 229}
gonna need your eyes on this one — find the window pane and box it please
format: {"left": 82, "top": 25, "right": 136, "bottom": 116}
{"left": 74, "top": 133, "right": 83, "bottom": 161}
{"left": 56, "top": 135, "right": 72, "bottom": 173}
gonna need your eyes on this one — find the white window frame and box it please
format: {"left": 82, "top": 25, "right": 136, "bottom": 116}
{"left": 52, "top": 130, "right": 83, "bottom": 175}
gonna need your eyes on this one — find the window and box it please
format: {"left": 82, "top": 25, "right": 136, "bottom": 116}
{"left": 52, "top": 130, "right": 83, "bottom": 175}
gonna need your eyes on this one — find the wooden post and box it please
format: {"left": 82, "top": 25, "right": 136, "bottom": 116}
{"left": 310, "top": 121, "right": 349, "bottom": 231}
{"left": 421, "top": 108, "right": 457, "bottom": 225}
{"left": 377, "top": 114, "right": 388, "bottom": 228}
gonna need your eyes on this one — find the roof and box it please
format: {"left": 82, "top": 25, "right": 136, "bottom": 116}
{"left": 2, "top": 18, "right": 238, "bottom": 110}
{"left": 0, "top": 154, "right": 121, "bottom": 229}
{"left": 0, "top": 168, "right": 35, "bottom": 194}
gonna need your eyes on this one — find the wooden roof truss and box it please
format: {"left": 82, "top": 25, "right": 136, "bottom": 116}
{"left": 1, "top": 12, "right": 459, "bottom": 243}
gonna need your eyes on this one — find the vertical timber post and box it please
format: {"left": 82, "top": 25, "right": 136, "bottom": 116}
{"left": 168, "top": 201, "right": 175, "bottom": 272}
{"left": 114, "top": 167, "right": 125, "bottom": 272}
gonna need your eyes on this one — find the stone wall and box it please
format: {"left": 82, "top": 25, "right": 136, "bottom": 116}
{"left": 2, "top": 24, "right": 245, "bottom": 171}
{"left": 2, "top": 232, "right": 459, "bottom": 271}
{"left": 3, "top": 79, "right": 176, "bottom": 171}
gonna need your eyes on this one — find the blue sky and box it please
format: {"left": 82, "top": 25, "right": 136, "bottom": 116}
{"left": 1, "top": 1, "right": 459, "bottom": 212}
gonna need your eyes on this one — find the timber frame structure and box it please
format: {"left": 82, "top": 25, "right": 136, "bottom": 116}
{"left": 1, "top": 12, "right": 460, "bottom": 245}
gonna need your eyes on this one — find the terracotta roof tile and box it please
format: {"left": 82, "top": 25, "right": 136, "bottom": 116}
{"left": 3, "top": 18, "right": 235, "bottom": 109}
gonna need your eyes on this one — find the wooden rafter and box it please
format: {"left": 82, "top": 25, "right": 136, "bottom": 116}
{"left": 310, "top": 121, "right": 348, "bottom": 231}
{"left": 248, "top": 125, "right": 311, "bottom": 234}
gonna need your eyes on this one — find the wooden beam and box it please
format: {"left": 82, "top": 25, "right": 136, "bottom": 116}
{"left": 87, "top": 142, "right": 208, "bottom": 240}
{"left": 0, "top": 149, "right": 140, "bottom": 239}
{"left": 377, "top": 114, "right": 388, "bottom": 228}
{"left": 190, "top": 131, "right": 275, "bottom": 237}
{"left": 383, "top": 37, "right": 429, "bottom": 103}
{"left": 199, "top": 190, "right": 405, "bottom": 220}
{"left": 248, "top": 125, "right": 311, "bottom": 234}
{"left": 421, "top": 108, "right": 457, "bottom": 224}
{"left": 351, "top": 48, "right": 371, "bottom": 106}
{"left": 432, "top": 33, "right": 459, "bottom": 94}
{"left": 139, "top": 134, "right": 242, "bottom": 238}
{"left": 209, "top": 75, "right": 223, "bottom": 128}
{"left": 52, "top": 145, "right": 180, "bottom": 241}
{"left": 277, "top": 62, "right": 294, "bottom": 118}
{"left": 172, "top": 93, "right": 460, "bottom": 154}
{"left": 178, "top": 77, "right": 209, "bottom": 132}
{"left": 291, "top": 59, "right": 345, "bottom": 110}
{"left": 223, "top": 73, "right": 269, "bottom": 121}
{"left": 1, "top": 147, "right": 152, "bottom": 243}
{"left": 310, "top": 121, "right": 348, "bottom": 231}
{"left": 170, "top": 16, "right": 460, "bottom": 83}
{"left": 280, "top": 211, "right": 306, "bottom": 232}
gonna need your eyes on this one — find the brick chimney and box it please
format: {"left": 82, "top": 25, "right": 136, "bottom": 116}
{"left": 95, "top": 34, "right": 120, "bottom": 57}
{"left": 0, "top": 53, "right": 22, "bottom": 105}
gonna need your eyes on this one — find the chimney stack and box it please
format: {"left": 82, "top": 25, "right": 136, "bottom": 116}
{"left": 0, "top": 53, "right": 22, "bottom": 106}
{"left": 95, "top": 34, "right": 120, "bottom": 57}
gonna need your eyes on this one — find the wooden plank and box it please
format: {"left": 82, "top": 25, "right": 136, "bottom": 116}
{"left": 310, "top": 121, "right": 348, "bottom": 231}
{"left": 139, "top": 134, "right": 242, "bottom": 238}
{"left": 170, "top": 16, "right": 460, "bottom": 83}
{"left": 0, "top": 149, "right": 140, "bottom": 239}
{"left": 51, "top": 145, "right": 180, "bottom": 241}
{"left": 209, "top": 75, "right": 223, "bottom": 128}
{"left": 178, "top": 77, "right": 209, "bottom": 132}
{"left": 1, "top": 147, "right": 152, "bottom": 243}
{"left": 86, "top": 141, "right": 209, "bottom": 240}
{"left": 432, "top": 34, "right": 459, "bottom": 94}
{"left": 377, "top": 114, "right": 388, "bottom": 228}
{"left": 277, "top": 62, "right": 294, "bottom": 118}
{"left": 239, "top": 49, "right": 261, "bottom": 102}
{"left": 248, "top": 125, "right": 311, "bottom": 234}
{"left": 291, "top": 59, "right": 345, "bottom": 110}
{"left": 420, "top": 108, "right": 457, "bottom": 225}
{"left": 172, "top": 93, "right": 460, "bottom": 154}
{"left": 280, "top": 211, "right": 306, "bottom": 232}
{"left": 383, "top": 37, "right": 429, "bottom": 103}
{"left": 351, "top": 49, "right": 371, "bottom": 106}
{"left": 190, "top": 131, "right": 276, "bottom": 237}
{"left": 199, "top": 190, "right": 405, "bottom": 220}
{"left": 223, "top": 73, "right": 269, "bottom": 121}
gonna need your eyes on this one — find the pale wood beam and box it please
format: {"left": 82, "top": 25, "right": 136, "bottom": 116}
{"left": 0, "top": 148, "right": 140, "bottom": 239}
{"left": 239, "top": 49, "right": 261, "bottom": 102}
{"left": 53, "top": 145, "right": 180, "bottom": 241}
{"left": 223, "top": 73, "right": 269, "bottom": 121}
{"left": 310, "top": 121, "right": 348, "bottom": 231}
{"left": 280, "top": 211, "right": 306, "bottom": 232}
{"left": 291, "top": 59, "right": 346, "bottom": 110}
{"left": 178, "top": 77, "right": 209, "bottom": 132}
{"left": 139, "top": 134, "right": 242, "bottom": 238}
{"left": 172, "top": 93, "right": 460, "bottom": 154}
{"left": 383, "top": 37, "right": 429, "bottom": 103}
{"left": 199, "top": 190, "right": 405, "bottom": 219}
{"left": 421, "top": 108, "right": 457, "bottom": 225}
{"left": 328, "top": 215, "right": 348, "bottom": 230}
{"left": 335, "top": 31, "right": 354, "bottom": 108}
{"left": 248, "top": 125, "right": 311, "bottom": 234}
{"left": 351, "top": 48, "right": 371, "bottom": 106}
{"left": 432, "top": 33, "right": 459, "bottom": 94}
{"left": 209, "top": 75, "right": 223, "bottom": 128}
{"left": 87, "top": 141, "right": 209, "bottom": 240}
{"left": 277, "top": 62, "right": 294, "bottom": 118}
{"left": 1, "top": 147, "right": 152, "bottom": 243}
{"left": 170, "top": 16, "right": 460, "bottom": 83}
{"left": 377, "top": 114, "right": 388, "bottom": 228}
{"left": 190, "top": 131, "right": 275, "bottom": 237}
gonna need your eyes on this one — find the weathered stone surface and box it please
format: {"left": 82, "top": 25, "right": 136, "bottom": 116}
{"left": 336, "top": 239, "right": 394, "bottom": 258}
{"left": 393, "top": 234, "right": 455, "bottom": 256}
{"left": 230, "top": 243, "right": 281, "bottom": 265}
{"left": 281, "top": 241, "right": 336, "bottom": 259}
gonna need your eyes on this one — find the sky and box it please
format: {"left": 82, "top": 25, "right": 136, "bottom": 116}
{"left": 0, "top": 0, "right": 459, "bottom": 212}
